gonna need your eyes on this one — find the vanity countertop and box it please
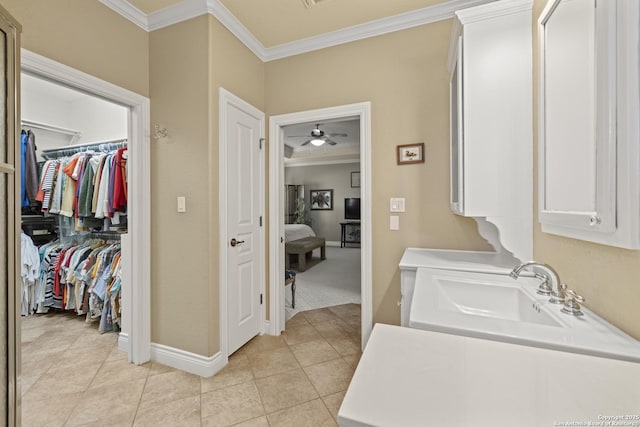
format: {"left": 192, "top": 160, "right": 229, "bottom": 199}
{"left": 338, "top": 324, "right": 640, "bottom": 427}
{"left": 399, "top": 248, "right": 518, "bottom": 274}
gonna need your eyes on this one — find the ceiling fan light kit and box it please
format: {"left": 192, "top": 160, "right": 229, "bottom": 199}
{"left": 310, "top": 138, "right": 325, "bottom": 146}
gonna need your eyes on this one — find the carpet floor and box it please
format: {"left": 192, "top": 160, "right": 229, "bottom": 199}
{"left": 285, "top": 246, "right": 361, "bottom": 321}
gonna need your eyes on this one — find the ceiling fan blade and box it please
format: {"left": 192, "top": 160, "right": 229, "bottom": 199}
{"left": 287, "top": 135, "right": 310, "bottom": 138}
{"left": 326, "top": 138, "right": 338, "bottom": 145}
{"left": 327, "top": 133, "right": 348, "bottom": 137}
{"left": 300, "top": 140, "right": 311, "bottom": 146}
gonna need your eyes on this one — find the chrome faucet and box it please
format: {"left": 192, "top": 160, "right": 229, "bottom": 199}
{"left": 509, "top": 261, "right": 566, "bottom": 304}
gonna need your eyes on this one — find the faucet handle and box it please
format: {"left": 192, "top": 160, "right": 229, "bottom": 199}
{"left": 561, "top": 288, "right": 585, "bottom": 316}
{"left": 534, "top": 273, "right": 552, "bottom": 296}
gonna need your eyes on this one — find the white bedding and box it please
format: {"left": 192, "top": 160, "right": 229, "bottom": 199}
{"left": 285, "top": 224, "right": 316, "bottom": 242}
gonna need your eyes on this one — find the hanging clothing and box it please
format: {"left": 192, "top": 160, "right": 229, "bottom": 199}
{"left": 21, "top": 130, "right": 39, "bottom": 207}
{"left": 20, "top": 232, "right": 40, "bottom": 316}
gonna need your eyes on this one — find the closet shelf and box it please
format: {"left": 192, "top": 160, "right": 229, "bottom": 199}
{"left": 21, "top": 118, "right": 82, "bottom": 143}
{"left": 40, "top": 138, "right": 127, "bottom": 160}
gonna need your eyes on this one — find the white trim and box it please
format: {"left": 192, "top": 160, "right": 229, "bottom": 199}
{"left": 263, "top": 0, "right": 492, "bottom": 62}
{"left": 326, "top": 241, "right": 342, "bottom": 247}
{"left": 150, "top": 343, "right": 226, "bottom": 378}
{"left": 148, "top": 0, "right": 207, "bottom": 32}
{"left": 104, "top": 0, "right": 494, "bottom": 62}
{"left": 285, "top": 159, "right": 360, "bottom": 168}
{"left": 21, "top": 49, "right": 152, "bottom": 365}
{"left": 118, "top": 333, "right": 129, "bottom": 353}
{"left": 99, "top": 0, "right": 149, "bottom": 31}
{"left": 456, "top": 0, "right": 532, "bottom": 25}
{"left": 269, "top": 102, "right": 373, "bottom": 348}
{"left": 219, "top": 88, "right": 266, "bottom": 358}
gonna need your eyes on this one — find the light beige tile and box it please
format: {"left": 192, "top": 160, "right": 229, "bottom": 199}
{"left": 290, "top": 339, "right": 340, "bottom": 367}
{"left": 285, "top": 313, "right": 311, "bottom": 328}
{"left": 147, "top": 361, "right": 177, "bottom": 377}
{"left": 267, "top": 398, "right": 337, "bottom": 427}
{"left": 302, "top": 308, "right": 340, "bottom": 325}
{"left": 20, "top": 374, "right": 40, "bottom": 397}
{"left": 23, "top": 331, "right": 77, "bottom": 356}
{"left": 133, "top": 395, "right": 200, "bottom": 427}
{"left": 69, "top": 331, "right": 119, "bottom": 350}
{"left": 201, "top": 381, "right": 264, "bottom": 426}
{"left": 282, "top": 322, "right": 321, "bottom": 346}
{"left": 21, "top": 325, "right": 48, "bottom": 343}
{"left": 231, "top": 416, "right": 270, "bottom": 426}
{"left": 22, "top": 391, "right": 81, "bottom": 427}
{"left": 303, "top": 358, "right": 355, "bottom": 397}
{"left": 235, "top": 334, "right": 287, "bottom": 356}
{"left": 312, "top": 321, "right": 350, "bottom": 341}
{"left": 70, "top": 411, "right": 136, "bottom": 427}
{"left": 138, "top": 369, "right": 200, "bottom": 411}
{"left": 247, "top": 347, "right": 300, "bottom": 379}
{"left": 202, "top": 354, "right": 253, "bottom": 393}
{"left": 48, "top": 344, "right": 113, "bottom": 373}
{"left": 327, "top": 336, "right": 360, "bottom": 356}
{"left": 342, "top": 353, "right": 362, "bottom": 368}
{"left": 23, "top": 362, "right": 102, "bottom": 402}
{"left": 21, "top": 349, "right": 62, "bottom": 377}
{"left": 254, "top": 368, "right": 318, "bottom": 413}
{"left": 327, "top": 304, "right": 360, "bottom": 319}
{"left": 322, "top": 390, "right": 346, "bottom": 420}
{"left": 105, "top": 345, "right": 128, "bottom": 362}
{"left": 89, "top": 358, "right": 149, "bottom": 389}
{"left": 65, "top": 378, "right": 145, "bottom": 426}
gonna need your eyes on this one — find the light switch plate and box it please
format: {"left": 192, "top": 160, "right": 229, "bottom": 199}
{"left": 390, "top": 198, "right": 406, "bottom": 212}
{"left": 390, "top": 215, "right": 400, "bottom": 230}
{"left": 177, "top": 196, "right": 186, "bottom": 213}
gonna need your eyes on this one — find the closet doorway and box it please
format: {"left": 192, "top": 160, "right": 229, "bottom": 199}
{"left": 18, "top": 50, "right": 150, "bottom": 423}
{"left": 268, "top": 102, "right": 372, "bottom": 347}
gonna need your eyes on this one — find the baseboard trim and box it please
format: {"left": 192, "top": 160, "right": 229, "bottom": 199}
{"left": 118, "top": 332, "right": 129, "bottom": 352}
{"left": 326, "top": 241, "right": 341, "bottom": 247}
{"left": 150, "top": 343, "right": 226, "bottom": 378}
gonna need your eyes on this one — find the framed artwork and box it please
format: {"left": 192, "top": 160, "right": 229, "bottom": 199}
{"left": 397, "top": 143, "right": 425, "bottom": 165}
{"left": 310, "top": 189, "right": 333, "bottom": 210}
{"left": 351, "top": 171, "right": 360, "bottom": 188}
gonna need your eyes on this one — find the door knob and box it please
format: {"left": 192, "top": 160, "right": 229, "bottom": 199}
{"left": 230, "top": 238, "right": 245, "bottom": 247}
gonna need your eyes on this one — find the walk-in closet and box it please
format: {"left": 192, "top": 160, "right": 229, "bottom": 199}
{"left": 19, "top": 72, "right": 132, "bottom": 408}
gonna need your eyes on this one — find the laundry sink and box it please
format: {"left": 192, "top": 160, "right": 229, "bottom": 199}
{"left": 409, "top": 268, "right": 640, "bottom": 363}
{"left": 435, "top": 277, "right": 562, "bottom": 327}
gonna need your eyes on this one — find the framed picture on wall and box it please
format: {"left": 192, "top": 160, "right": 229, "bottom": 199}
{"left": 310, "top": 189, "right": 333, "bottom": 210}
{"left": 397, "top": 143, "right": 425, "bottom": 165}
{"left": 351, "top": 171, "right": 360, "bottom": 188}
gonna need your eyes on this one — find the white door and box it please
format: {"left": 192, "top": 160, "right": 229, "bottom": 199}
{"left": 224, "top": 93, "right": 264, "bottom": 355}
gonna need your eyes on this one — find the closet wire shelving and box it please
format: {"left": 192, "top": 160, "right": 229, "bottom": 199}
{"left": 40, "top": 139, "right": 127, "bottom": 160}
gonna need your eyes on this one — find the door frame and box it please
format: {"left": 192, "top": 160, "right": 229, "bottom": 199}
{"left": 268, "top": 102, "right": 373, "bottom": 347}
{"left": 20, "top": 49, "right": 151, "bottom": 364}
{"left": 219, "top": 88, "right": 266, "bottom": 360}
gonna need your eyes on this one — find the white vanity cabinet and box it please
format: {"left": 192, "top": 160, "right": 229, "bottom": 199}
{"left": 447, "top": 0, "right": 533, "bottom": 261}
{"left": 538, "top": 0, "right": 640, "bottom": 249}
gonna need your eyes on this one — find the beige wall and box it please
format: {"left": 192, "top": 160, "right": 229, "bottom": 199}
{"left": 2, "top": 0, "right": 149, "bottom": 97}
{"left": 266, "top": 22, "right": 490, "bottom": 326}
{"left": 532, "top": 0, "right": 640, "bottom": 340}
{"left": 149, "top": 15, "right": 264, "bottom": 356}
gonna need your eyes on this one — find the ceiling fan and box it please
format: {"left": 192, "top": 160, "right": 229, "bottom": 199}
{"left": 289, "top": 124, "right": 347, "bottom": 147}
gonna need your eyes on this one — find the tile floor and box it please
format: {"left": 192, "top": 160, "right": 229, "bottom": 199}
{"left": 20, "top": 303, "right": 361, "bottom": 426}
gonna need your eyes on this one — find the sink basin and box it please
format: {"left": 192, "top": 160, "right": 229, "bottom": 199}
{"left": 435, "top": 278, "right": 562, "bottom": 327}
{"left": 409, "top": 267, "right": 640, "bottom": 363}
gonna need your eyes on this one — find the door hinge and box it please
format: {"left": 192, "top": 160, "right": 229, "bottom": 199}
{"left": 259, "top": 138, "right": 265, "bottom": 149}
{"left": 259, "top": 216, "right": 263, "bottom": 227}
{"left": 260, "top": 293, "right": 263, "bottom": 305}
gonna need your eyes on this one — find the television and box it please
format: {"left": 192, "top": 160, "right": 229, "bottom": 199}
{"left": 344, "top": 198, "right": 361, "bottom": 220}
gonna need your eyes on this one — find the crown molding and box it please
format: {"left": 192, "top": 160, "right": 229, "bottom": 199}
{"left": 456, "top": 0, "right": 532, "bottom": 24}
{"left": 263, "top": 0, "right": 495, "bottom": 61}
{"left": 102, "top": 0, "right": 496, "bottom": 62}
{"left": 99, "top": 0, "right": 149, "bottom": 30}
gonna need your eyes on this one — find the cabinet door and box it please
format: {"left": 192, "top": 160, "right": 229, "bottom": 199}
{"left": 450, "top": 36, "right": 464, "bottom": 215}
{"left": 539, "top": 0, "right": 616, "bottom": 232}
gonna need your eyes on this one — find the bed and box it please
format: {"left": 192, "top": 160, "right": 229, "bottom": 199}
{"left": 285, "top": 224, "right": 316, "bottom": 242}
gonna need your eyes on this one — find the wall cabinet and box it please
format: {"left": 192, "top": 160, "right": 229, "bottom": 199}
{"left": 538, "top": 0, "right": 640, "bottom": 249}
{"left": 447, "top": 0, "right": 533, "bottom": 261}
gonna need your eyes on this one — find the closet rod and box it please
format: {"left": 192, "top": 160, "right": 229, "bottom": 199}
{"left": 40, "top": 139, "right": 127, "bottom": 160}
{"left": 21, "top": 119, "right": 82, "bottom": 140}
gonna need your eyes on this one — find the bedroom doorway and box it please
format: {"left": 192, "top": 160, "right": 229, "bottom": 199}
{"left": 268, "top": 102, "right": 372, "bottom": 348}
